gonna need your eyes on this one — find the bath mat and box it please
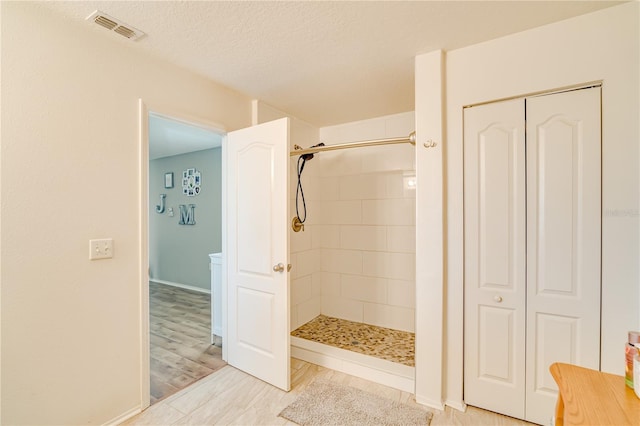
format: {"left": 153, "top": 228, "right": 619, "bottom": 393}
{"left": 279, "top": 379, "right": 433, "bottom": 425}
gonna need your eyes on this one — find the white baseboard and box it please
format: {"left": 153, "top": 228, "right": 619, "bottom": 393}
{"left": 211, "top": 334, "right": 223, "bottom": 346}
{"left": 291, "top": 336, "right": 415, "bottom": 393}
{"left": 445, "top": 399, "right": 467, "bottom": 412}
{"left": 150, "top": 279, "right": 211, "bottom": 294}
{"left": 415, "top": 394, "right": 445, "bottom": 411}
{"left": 103, "top": 405, "right": 141, "bottom": 426}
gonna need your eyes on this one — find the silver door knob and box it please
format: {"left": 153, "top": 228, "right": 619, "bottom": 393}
{"left": 273, "top": 263, "right": 285, "bottom": 272}
{"left": 494, "top": 295, "right": 503, "bottom": 303}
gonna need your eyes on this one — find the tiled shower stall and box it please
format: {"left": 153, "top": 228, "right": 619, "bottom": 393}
{"left": 289, "top": 112, "right": 416, "bottom": 382}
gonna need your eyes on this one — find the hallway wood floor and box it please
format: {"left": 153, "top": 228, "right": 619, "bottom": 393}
{"left": 149, "top": 282, "right": 226, "bottom": 404}
{"left": 125, "top": 358, "right": 534, "bottom": 425}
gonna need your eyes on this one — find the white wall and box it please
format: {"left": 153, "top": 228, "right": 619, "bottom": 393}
{"left": 440, "top": 2, "right": 639, "bottom": 407}
{"left": 414, "top": 50, "right": 445, "bottom": 409}
{"left": 0, "top": 3, "right": 252, "bottom": 425}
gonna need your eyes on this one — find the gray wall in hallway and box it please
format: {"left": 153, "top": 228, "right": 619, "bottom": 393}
{"left": 149, "top": 148, "right": 221, "bottom": 291}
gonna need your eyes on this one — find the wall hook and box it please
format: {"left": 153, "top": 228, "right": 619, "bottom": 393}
{"left": 156, "top": 194, "right": 166, "bottom": 213}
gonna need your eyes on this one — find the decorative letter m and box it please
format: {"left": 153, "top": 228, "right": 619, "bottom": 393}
{"left": 179, "top": 204, "right": 196, "bottom": 225}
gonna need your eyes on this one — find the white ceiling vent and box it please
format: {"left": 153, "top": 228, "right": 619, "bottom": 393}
{"left": 86, "top": 10, "right": 145, "bottom": 41}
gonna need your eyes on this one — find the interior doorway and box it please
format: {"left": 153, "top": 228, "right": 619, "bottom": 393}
{"left": 139, "top": 101, "right": 228, "bottom": 406}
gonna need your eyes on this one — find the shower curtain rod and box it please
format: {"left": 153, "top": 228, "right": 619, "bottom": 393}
{"left": 289, "top": 132, "right": 416, "bottom": 157}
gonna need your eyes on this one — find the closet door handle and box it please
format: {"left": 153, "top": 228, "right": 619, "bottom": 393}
{"left": 273, "top": 263, "right": 285, "bottom": 273}
{"left": 494, "top": 295, "right": 503, "bottom": 303}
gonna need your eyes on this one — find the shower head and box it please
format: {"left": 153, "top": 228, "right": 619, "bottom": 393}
{"left": 300, "top": 142, "right": 325, "bottom": 161}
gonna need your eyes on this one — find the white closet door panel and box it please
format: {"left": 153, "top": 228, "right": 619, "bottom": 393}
{"left": 464, "top": 99, "right": 526, "bottom": 419}
{"left": 525, "top": 87, "right": 601, "bottom": 425}
{"left": 477, "top": 305, "right": 517, "bottom": 380}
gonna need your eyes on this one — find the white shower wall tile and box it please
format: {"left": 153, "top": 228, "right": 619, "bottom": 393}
{"left": 362, "top": 251, "right": 415, "bottom": 281}
{"left": 387, "top": 279, "right": 415, "bottom": 308}
{"left": 295, "top": 174, "right": 322, "bottom": 201}
{"left": 339, "top": 173, "right": 387, "bottom": 201}
{"left": 384, "top": 112, "right": 415, "bottom": 137}
{"left": 310, "top": 226, "right": 321, "bottom": 249}
{"left": 320, "top": 272, "right": 341, "bottom": 296}
{"left": 387, "top": 226, "right": 416, "bottom": 253}
{"left": 318, "top": 176, "right": 340, "bottom": 201}
{"left": 360, "top": 145, "right": 415, "bottom": 174}
{"left": 363, "top": 303, "right": 415, "bottom": 333}
{"left": 289, "top": 160, "right": 298, "bottom": 190}
{"left": 341, "top": 274, "right": 388, "bottom": 304}
{"left": 318, "top": 150, "right": 362, "bottom": 177}
{"left": 321, "top": 200, "right": 362, "bottom": 225}
{"left": 289, "top": 163, "right": 322, "bottom": 206}
{"left": 320, "top": 111, "right": 414, "bottom": 144}
{"left": 321, "top": 295, "right": 364, "bottom": 323}
{"left": 290, "top": 224, "right": 312, "bottom": 252}
{"left": 299, "top": 198, "right": 322, "bottom": 226}
{"left": 321, "top": 118, "right": 387, "bottom": 144}
{"left": 312, "top": 272, "right": 323, "bottom": 297}
{"left": 290, "top": 232, "right": 321, "bottom": 330}
{"left": 362, "top": 198, "right": 415, "bottom": 226}
{"left": 385, "top": 172, "right": 406, "bottom": 199}
{"left": 289, "top": 197, "right": 306, "bottom": 225}
{"left": 312, "top": 224, "right": 340, "bottom": 249}
{"left": 289, "top": 252, "right": 297, "bottom": 276}
{"left": 295, "top": 297, "right": 321, "bottom": 330}
{"left": 291, "top": 275, "right": 313, "bottom": 305}
{"left": 320, "top": 249, "right": 362, "bottom": 275}
{"left": 402, "top": 183, "right": 417, "bottom": 199}
{"left": 293, "top": 249, "right": 320, "bottom": 279}
{"left": 339, "top": 225, "right": 387, "bottom": 251}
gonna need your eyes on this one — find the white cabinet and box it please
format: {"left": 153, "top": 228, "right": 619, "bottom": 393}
{"left": 463, "top": 87, "right": 601, "bottom": 425}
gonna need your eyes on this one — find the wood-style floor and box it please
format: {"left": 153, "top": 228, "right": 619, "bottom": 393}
{"left": 126, "top": 357, "right": 534, "bottom": 425}
{"left": 149, "top": 282, "right": 226, "bottom": 404}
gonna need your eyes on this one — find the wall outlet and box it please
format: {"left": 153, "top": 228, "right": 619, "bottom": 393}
{"left": 89, "top": 238, "right": 113, "bottom": 260}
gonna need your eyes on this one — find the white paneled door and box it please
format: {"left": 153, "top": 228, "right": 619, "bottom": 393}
{"left": 464, "top": 87, "right": 601, "bottom": 424}
{"left": 226, "top": 118, "right": 290, "bottom": 391}
{"left": 525, "top": 88, "right": 601, "bottom": 425}
{"left": 464, "top": 99, "right": 527, "bottom": 419}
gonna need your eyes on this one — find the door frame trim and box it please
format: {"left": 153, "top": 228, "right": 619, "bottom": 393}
{"left": 462, "top": 81, "right": 602, "bottom": 110}
{"left": 138, "top": 99, "right": 226, "bottom": 409}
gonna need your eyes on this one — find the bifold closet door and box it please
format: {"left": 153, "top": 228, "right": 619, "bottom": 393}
{"left": 464, "top": 86, "right": 601, "bottom": 424}
{"left": 524, "top": 87, "right": 601, "bottom": 425}
{"left": 463, "top": 99, "right": 527, "bottom": 419}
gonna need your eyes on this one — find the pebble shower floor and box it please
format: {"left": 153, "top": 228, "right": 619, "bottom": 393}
{"left": 291, "top": 315, "right": 415, "bottom": 366}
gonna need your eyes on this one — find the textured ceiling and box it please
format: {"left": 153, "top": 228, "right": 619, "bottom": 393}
{"left": 41, "top": 1, "right": 620, "bottom": 127}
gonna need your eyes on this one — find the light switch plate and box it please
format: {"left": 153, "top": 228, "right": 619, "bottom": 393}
{"left": 89, "top": 238, "right": 113, "bottom": 260}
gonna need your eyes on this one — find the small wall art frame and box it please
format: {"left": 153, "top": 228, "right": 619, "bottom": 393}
{"left": 182, "top": 168, "right": 201, "bottom": 196}
{"left": 164, "top": 172, "right": 174, "bottom": 189}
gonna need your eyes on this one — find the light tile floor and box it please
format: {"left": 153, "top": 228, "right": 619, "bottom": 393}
{"left": 123, "top": 358, "right": 535, "bottom": 425}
